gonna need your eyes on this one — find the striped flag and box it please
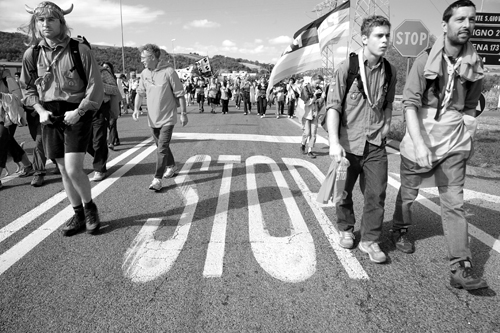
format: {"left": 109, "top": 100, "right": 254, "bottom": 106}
{"left": 267, "top": 0, "right": 350, "bottom": 93}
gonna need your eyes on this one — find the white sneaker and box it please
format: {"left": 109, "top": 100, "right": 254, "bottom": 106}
{"left": 276, "top": 115, "right": 279, "bottom": 119}
{"left": 163, "top": 165, "right": 178, "bottom": 178}
{"left": 358, "top": 241, "right": 387, "bottom": 263}
{"left": 91, "top": 171, "right": 106, "bottom": 182}
{"left": 148, "top": 178, "right": 162, "bottom": 191}
{"left": 260, "top": 115, "right": 265, "bottom": 118}
{"left": 339, "top": 231, "right": 355, "bottom": 249}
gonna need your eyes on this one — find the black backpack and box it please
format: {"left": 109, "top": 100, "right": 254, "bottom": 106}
{"left": 27, "top": 35, "right": 91, "bottom": 87}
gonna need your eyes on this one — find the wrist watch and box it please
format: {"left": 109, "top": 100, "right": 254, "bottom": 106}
{"left": 77, "top": 109, "right": 86, "bottom": 117}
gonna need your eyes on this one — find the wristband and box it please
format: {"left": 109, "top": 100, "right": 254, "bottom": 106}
{"left": 77, "top": 108, "right": 86, "bottom": 117}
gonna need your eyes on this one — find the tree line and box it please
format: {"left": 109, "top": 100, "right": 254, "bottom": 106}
{"left": 0, "top": 31, "right": 269, "bottom": 75}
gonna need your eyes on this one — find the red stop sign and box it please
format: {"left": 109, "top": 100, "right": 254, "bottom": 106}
{"left": 393, "top": 20, "right": 430, "bottom": 57}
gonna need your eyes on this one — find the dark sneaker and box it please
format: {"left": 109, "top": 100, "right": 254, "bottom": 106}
{"left": 61, "top": 214, "right": 85, "bottom": 237}
{"left": 390, "top": 228, "right": 414, "bottom": 253}
{"left": 450, "top": 261, "right": 488, "bottom": 290}
{"left": 307, "top": 151, "right": 316, "bottom": 159}
{"left": 359, "top": 241, "right": 387, "bottom": 263}
{"left": 300, "top": 144, "right": 306, "bottom": 155}
{"left": 85, "top": 207, "right": 101, "bottom": 235}
{"left": 31, "top": 174, "right": 45, "bottom": 187}
{"left": 18, "top": 164, "right": 35, "bottom": 178}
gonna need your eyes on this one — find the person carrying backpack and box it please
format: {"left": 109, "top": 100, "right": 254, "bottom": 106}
{"left": 391, "top": 0, "right": 487, "bottom": 290}
{"left": 20, "top": 1, "right": 104, "bottom": 236}
{"left": 325, "top": 15, "right": 397, "bottom": 264}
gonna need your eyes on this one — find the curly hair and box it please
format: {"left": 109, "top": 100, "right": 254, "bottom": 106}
{"left": 138, "top": 44, "right": 162, "bottom": 60}
{"left": 361, "top": 15, "right": 391, "bottom": 39}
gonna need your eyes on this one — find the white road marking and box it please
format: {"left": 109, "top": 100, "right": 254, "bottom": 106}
{"left": 0, "top": 138, "right": 154, "bottom": 245}
{"left": 387, "top": 173, "right": 500, "bottom": 254}
{"left": 283, "top": 158, "right": 369, "bottom": 280}
{"left": 122, "top": 155, "right": 211, "bottom": 283}
{"left": 246, "top": 155, "right": 316, "bottom": 283}
{"left": 173, "top": 132, "right": 329, "bottom": 145}
{"left": 0, "top": 144, "right": 158, "bottom": 277}
{"left": 203, "top": 155, "right": 241, "bottom": 278}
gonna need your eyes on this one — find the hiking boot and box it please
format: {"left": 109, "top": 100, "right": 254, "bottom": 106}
{"left": 300, "top": 144, "right": 306, "bottom": 155}
{"left": 61, "top": 214, "right": 86, "bottom": 237}
{"left": 339, "top": 231, "right": 355, "bottom": 249}
{"left": 91, "top": 171, "right": 107, "bottom": 182}
{"left": 149, "top": 178, "right": 162, "bottom": 191}
{"left": 31, "top": 174, "right": 45, "bottom": 187}
{"left": 450, "top": 261, "right": 488, "bottom": 290}
{"left": 85, "top": 207, "right": 101, "bottom": 235}
{"left": 18, "top": 164, "right": 35, "bottom": 177}
{"left": 390, "top": 228, "right": 414, "bottom": 253}
{"left": 359, "top": 241, "right": 387, "bottom": 263}
{"left": 163, "top": 165, "right": 178, "bottom": 179}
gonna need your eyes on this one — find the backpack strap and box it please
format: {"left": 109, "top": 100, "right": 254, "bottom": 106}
{"left": 26, "top": 44, "right": 41, "bottom": 87}
{"left": 382, "top": 57, "right": 392, "bottom": 110}
{"left": 338, "top": 52, "right": 362, "bottom": 131}
{"left": 421, "top": 48, "right": 444, "bottom": 120}
{"left": 341, "top": 52, "right": 361, "bottom": 111}
{"left": 69, "top": 38, "right": 88, "bottom": 87}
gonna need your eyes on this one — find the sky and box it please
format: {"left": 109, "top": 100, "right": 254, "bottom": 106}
{"left": 0, "top": 0, "right": 499, "bottom": 65}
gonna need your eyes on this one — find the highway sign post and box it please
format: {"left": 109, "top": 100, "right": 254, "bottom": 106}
{"left": 393, "top": 20, "right": 430, "bottom": 78}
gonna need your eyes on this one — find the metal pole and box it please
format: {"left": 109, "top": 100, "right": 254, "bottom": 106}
{"left": 119, "top": 0, "right": 125, "bottom": 74}
{"left": 171, "top": 39, "right": 176, "bottom": 70}
{"left": 406, "top": 57, "right": 410, "bottom": 79}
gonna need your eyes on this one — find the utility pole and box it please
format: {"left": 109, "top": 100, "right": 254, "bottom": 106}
{"left": 171, "top": 39, "right": 176, "bottom": 70}
{"left": 119, "top": 0, "right": 125, "bottom": 74}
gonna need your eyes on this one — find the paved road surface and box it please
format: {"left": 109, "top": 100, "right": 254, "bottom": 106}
{"left": 1, "top": 103, "right": 499, "bottom": 332}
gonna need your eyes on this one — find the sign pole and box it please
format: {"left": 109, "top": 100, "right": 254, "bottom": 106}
{"left": 406, "top": 58, "right": 411, "bottom": 79}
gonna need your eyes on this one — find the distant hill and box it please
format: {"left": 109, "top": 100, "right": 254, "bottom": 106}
{"left": 0, "top": 31, "right": 272, "bottom": 75}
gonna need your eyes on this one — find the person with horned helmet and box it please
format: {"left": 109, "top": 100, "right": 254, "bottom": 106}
{"left": 20, "top": 2, "right": 104, "bottom": 236}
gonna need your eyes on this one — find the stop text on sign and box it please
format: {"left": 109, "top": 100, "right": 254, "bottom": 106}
{"left": 395, "top": 31, "right": 428, "bottom": 46}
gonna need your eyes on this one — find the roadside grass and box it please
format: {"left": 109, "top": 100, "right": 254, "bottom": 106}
{"left": 388, "top": 107, "right": 500, "bottom": 170}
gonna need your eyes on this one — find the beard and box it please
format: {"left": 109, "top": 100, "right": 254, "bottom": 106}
{"left": 448, "top": 29, "right": 472, "bottom": 46}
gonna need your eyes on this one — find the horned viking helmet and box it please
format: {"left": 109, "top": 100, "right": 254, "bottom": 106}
{"left": 25, "top": 2, "right": 73, "bottom": 16}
